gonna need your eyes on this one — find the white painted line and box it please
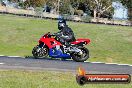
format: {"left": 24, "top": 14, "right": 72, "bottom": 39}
{"left": 118, "top": 64, "right": 128, "bottom": 65}
{"left": 129, "top": 65, "right": 132, "bottom": 66}
{"left": 84, "top": 61, "right": 90, "bottom": 62}
{"left": 91, "top": 62, "right": 104, "bottom": 64}
{"left": 0, "top": 63, "right": 4, "bottom": 65}
{"left": 118, "top": 64, "right": 132, "bottom": 67}
{"left": 7, "top": 56, "right": 21, "bottom": 58}
{"left": 86, "top": 62, "right": 132, "bottom": 66}
{"left": 0, "top": 55, "right": 24, "bottom": 58}
{"left": 0, "top": 55, "right": 22, "bottom": 58}
{"left": 0, "top": 55, "right": 5, "bottom": 56}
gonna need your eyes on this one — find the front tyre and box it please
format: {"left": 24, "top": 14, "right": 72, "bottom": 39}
{"left": 32, "top": 45, "right": 49, "bottom": 59}
{"left": 71, "top": 47, "right": 89, "bottom": 62}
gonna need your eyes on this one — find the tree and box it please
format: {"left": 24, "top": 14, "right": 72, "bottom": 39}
{"left": 24, "top": 0, "right": 46, "bottom": 7}
{"left": 46, "top": 0, "right": 58, "bottom": 14}
{"left": 119, "top": 0, "right": 132, "bottom": 25}
{"left": 115, "top": 0, "right": 131, "bottom": 9}
{"left": 16, "top": 0, "right": 114, "bottom": 18}
{"left": 86, "top": 0, "right": 113, "bottom": 19}
{"left": 46, "top": 0, "right": 73, "bottom": 14}
{"left": 59, "top": 0, "right": 70, "bottom": 14}
{"left": 69, "top": 0, "right": 114, "bottom": 19}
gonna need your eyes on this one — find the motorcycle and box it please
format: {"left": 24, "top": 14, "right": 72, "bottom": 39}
{"left": 32, "top": 32, "right": 90, "bottom": 62}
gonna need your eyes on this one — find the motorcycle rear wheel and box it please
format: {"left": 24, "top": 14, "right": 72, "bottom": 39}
{"left": 71, "top": 47, "right": 89, "bottom": 62}
{"left": 32, "top": 45, "right": 49, "bottom": 59}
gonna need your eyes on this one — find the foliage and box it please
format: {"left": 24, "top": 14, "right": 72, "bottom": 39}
{"left": 18, "top": 2, "right": 25, "bottom": 8}
{"left": 81, "top": 15, "right": 92, "bottom": 22}
{"left": 62, "top": 14, "right": 74, "bottom": 20}
{"left": 74, "top": 9, "right": 84, "bottom": 16}
{"left": 59, "top": 0, "right": 71, "bottom": 14}
{"left": 6, "top": 0, "right": 114, "bottom": 18}
{"left": 34, "top": 7, "right": 43, "bottom": 16}
{"left": 119, "top": 0, "right": 132, "bottom": 8}
{"left": 120, "top": 0, "right": 132, "bottom": 23}
{"left": 69, "top": 4, "right": 75, "bottom": 15}
{"left": 24, "top": 0, "right": 46, "bottom": 7}
{"left": 70, "top": 0, "right": 114, "bottom": 18}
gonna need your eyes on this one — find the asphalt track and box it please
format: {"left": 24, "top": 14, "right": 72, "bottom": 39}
{"left": 0, "top": 56, "right": 132, "bottom": 74}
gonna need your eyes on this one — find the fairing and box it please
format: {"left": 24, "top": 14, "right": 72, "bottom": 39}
{"left": 49, "top": 48, "right": 71, "bottom": 59}
{"left": 39, "top": 37, "right": 62, "bottom": 49}
{"left": 71, "top": 39, "right": 90, "bottom": 45}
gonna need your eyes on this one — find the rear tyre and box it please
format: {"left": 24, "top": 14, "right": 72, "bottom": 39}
{"left": 32, "top": 45, "right": 49, "bottom": 59}
{"left": 71, "top": 47, "right": 89, "bottom": 62}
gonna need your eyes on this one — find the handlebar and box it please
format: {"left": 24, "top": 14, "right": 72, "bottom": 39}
{"left": 44, "top": 32, "right": 61, "bottom": 38}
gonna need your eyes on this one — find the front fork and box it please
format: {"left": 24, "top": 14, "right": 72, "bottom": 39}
{"left": 39, "top": 42, "right": 44, "bottom": 48}
{"left": 37, "top": 43, "right": 44, "bottom": 52}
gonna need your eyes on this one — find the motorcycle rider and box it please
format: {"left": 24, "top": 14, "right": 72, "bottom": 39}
{"left": 52, "top": 16, "right": 75, "bottom": 48}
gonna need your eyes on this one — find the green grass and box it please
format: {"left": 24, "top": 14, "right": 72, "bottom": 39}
{"left": 0, "top": 14, "right": 132, "bottom": 64}
{"left": 0, "top": 70, "right": 131, "bottom": 88}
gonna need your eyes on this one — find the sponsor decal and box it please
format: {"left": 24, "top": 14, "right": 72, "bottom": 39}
{"left": 76, "top": 66, "right": 131, "bottom": 85}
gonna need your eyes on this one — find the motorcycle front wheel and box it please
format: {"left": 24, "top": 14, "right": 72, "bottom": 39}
{"left": 32, "top": 45, "right": 49, "bottom": 59}
{"left": 71, "top": 47, "right": 89, "bottom": 62}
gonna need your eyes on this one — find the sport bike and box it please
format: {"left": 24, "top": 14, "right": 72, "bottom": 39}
{"left": 32, "top": 32, "right": 90, "bottom": 62}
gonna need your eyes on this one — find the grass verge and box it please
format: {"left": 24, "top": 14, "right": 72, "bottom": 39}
{"left": 0, "top": 70, "right": 131, "bottom": 88}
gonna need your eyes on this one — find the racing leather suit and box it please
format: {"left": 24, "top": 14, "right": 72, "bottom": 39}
{"left": 54, "top": 25, "right": 75, "bottom": 46}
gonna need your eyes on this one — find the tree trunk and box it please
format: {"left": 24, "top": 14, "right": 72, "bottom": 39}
{"left": 94, "top": 9, "right": 97, "bottom": 22}
{"left": 57, "top": 0, "right": 60, "bottom": 15}
{"left": 53, "top": 2, "right": 57, "bottom": 14}
{"left": 128, "top": 8, "right": 132, "bottom": 25}
{"left": 97, "top": 13, "right": 101, "bottom": 22}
